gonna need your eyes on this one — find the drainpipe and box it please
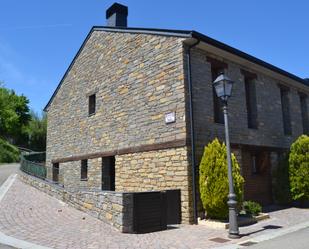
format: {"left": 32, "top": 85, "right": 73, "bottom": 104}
{"left": 185, "top": 38, "right": 200, "bottom": 225}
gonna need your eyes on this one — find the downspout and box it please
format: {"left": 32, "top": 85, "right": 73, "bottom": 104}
{"left": 185, "top": 37, "right": 200, "bottom": 224}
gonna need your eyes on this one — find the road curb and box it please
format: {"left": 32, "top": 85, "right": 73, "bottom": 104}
{"left": 0, "top": 231, "right": 51, "bottom": 249}
{"left": 0, "top": 174, "right": 17, "bottom": 203}
{"left": 214, "top": 220, "right": 309, "bottom": 249}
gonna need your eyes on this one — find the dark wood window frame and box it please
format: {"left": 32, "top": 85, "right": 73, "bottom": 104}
{"left": 279, "top": 85, "right": 292, "bottom": 135}
{"left": 242, "top": 70, "right": 258, "bottom": 129}
{"left": 250, "top": 151, "right": 269, "bottom": 175}
{"left": 88, "top": 94, "right": 96, "bottom": 116}
{"left": 52, "top": 163, "right": 59, "bottom": 183}
{"left": 299, "top": 92, "right": 309, "bottom": 134}
{"left": 207, "top": 57, "right": 228, "bottom": 124}
{"left": 81, "top": 159, "right": 88, "bottom": 181}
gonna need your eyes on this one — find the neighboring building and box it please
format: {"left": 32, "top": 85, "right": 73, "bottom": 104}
{"left": 44, "top": 3, "right": 309, "bottom": 224}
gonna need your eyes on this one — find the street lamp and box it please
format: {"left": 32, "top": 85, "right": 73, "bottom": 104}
{"left": 213, "top": 73, "right": 240, "bottom": 239}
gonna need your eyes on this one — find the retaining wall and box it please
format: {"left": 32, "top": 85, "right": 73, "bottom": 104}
{"left": 19, "top": 171, "right": 133, "bottom": 232}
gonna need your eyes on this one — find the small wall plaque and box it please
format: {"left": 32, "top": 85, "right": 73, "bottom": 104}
{"left": 165, "top": 112, "right": 176, "bottom": 124}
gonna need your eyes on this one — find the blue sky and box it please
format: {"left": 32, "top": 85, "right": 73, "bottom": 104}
{"left": 1, "top": 0, "right": 308, "bottom": 113}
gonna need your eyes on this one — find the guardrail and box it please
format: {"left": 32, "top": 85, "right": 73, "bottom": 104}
{"left": 20, "top": 152, "right": 46, "bottom": 179}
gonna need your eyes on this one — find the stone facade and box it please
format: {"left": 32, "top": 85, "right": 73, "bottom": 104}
{"left": 189, "top": 47, "right": 309, "bottom": 205}
{"left": 45, "top": 27, "right": 309, "bottom": 224}
{"left": 190, "top": 48, "right": 309, "bottom": 162}
{"left": 59, "top": 158, "right": 102, "bottom": 190}
{"left": 19, "top": 171, "right": 134, "bottom": 232}
{"left": 46, "top": 31, "right": 186, "bottom": 174}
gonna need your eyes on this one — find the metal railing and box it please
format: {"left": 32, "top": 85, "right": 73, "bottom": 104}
{"left": 20, "top": 152, "right": 46, "bottom": 179}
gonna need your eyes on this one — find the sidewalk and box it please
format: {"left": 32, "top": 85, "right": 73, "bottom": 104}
{"left": 0, "top": 173, "right": 308, "bottom": 249}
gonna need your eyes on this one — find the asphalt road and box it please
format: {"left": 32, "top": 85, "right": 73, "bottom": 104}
{"left": 0, "top": 163, "right": 19, "bottom": 186}
{"left": 249, "top": 227, "right": 309, "bottom": 249}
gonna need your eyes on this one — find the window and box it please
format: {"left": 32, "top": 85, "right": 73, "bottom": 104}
{"left": 81, "top": 159, "right": 88, "bottom": 180}
{"left": 102, "top": 156, "right": 115, "bottom": 191}
{"left": 299, "top": 93, "right": 309, "bottom": 134}
{"left": 207, "top": 57, "right": 227, "bottom": 124}
{"left": 242, "top": 71, "right": 258, "bottom": 129}
{"left": 280, "top": 86, "right": 292, "bottom": 135}
{"left": 88, "top": 94, "right": 96, "bottom": 115}
{"left": 52, "top": 163, "right": 59, "bottom": 183}
{"left": 250, "top": 151, "right": 269, "bottom": 175}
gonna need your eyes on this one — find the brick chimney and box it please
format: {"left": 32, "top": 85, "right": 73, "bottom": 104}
{"left": 106, "top": 3, "right": 128, "bottom": 27}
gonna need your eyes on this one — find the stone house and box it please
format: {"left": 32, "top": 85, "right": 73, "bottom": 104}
{"left": 44, "top": 3, "right": 309, "bottom": 224}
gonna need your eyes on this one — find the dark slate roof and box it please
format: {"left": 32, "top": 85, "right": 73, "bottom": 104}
{"left": 44, "top": 26, "right": 308, "bottom": 111}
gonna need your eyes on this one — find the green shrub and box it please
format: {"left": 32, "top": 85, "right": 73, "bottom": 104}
{"left": 243, "top": 201, "right": 262, "bottom": 216}
{"left": 0, "top": 138, "right": 20, "bottom": 163}
{"left": 289, "top": 135, "right": 309, "bottom": 201}
{"left": 199, "top": 138, "right": 244, "bottom": 220}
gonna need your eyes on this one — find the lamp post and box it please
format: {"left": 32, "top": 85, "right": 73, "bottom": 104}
{"left": 213, "top": 73, "right": 240, "bottom": 238}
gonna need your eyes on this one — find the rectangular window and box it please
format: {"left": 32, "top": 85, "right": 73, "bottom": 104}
{"left": 212, "top": 68, "right": 225, "bottom": 124}
{"left": 299, "top": 93, "right": 309, "bottom": 134}
{"left": 88, "top": 94, "right": 96, "bottom": 115}
{"left": 52, "top": 163, "right": 59, "bottom": 183}
{"left": 102, "top": 156, "right": 115, "bottom": 191}
{"left": 244, "top": 76, "right": 258, "bottom": 129}
{"left": 81, "top": 159, "right": 88, "bottom": 180}
{"left": 280, "top": 86, "right": 292, "bottom": 135}
{"left": 250, "top": 151, "right": 269, "bottom": 175}
{"left": 207, "top": 57, "right": 227, "bottom": 124}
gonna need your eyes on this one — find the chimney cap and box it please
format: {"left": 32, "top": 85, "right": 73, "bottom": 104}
{"left": 106, "top": 3, "right": 128, "bottom": 19}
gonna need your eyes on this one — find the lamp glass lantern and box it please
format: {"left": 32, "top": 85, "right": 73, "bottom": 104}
{"left": 213, "top": 73, "right": 234, "bottom": 102}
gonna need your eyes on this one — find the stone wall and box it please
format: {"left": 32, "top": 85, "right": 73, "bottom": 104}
{"left": 116, "top": 146, "right": 193, "bottom": 223}
{"left": 189, "top": 47, "right": 309, "bottom": 165}
{"left": 60, "top": 158, "right": 102, "bottom": 190}
{"left": 46, "top": 31, "right": 186, "bottom": 179}
{"left": 19, "top": 171, "right": 133, "bottom": 233}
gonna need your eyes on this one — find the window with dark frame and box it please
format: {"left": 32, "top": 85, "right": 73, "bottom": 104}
{"left": 102, "top": 156, "right": 115, "bottom": 191}
{"left": 81, "top": 159, "right": 88, "bottom": 180}
{"left": 280, "top": 86, "right": 292, "bottom": 135}
{"left": 52, "top": 163, "right": 59, "bottom": 183}
{"left": 299, "top": 93, "right": 309, "bottom": 134}
{"left": 88, "top": 94, "right": 96, "bottom": 115}
{"left": 250, "top": 151, "right": 269, "bottom": 175}
{"left": 243, "top": 71, "right": 258, "bottom": 129}
{"left": 207, "top": 57, "right": 227, "bottom": 124}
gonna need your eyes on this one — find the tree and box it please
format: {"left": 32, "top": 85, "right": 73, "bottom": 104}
{"left": 26, "top": 111, "right": 47, "bottom": 151}
{"left": 0, "top": 83, "right": 31, "bottom": 143}
{"left": 199, "top": 138, "right": 244, "bottom": 220}
{"left": 289, "top": 135, "right": 309, "bottom": 202}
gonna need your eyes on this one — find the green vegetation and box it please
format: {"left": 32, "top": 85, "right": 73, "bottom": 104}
{"left": 199, "top": 138, "right": 244, "bottom": 220}
{"left": 289, "top": 135, "right": 309, "bottom": 202}
{"left": 0, "top": 82, "right": 47, "bottom": 163}
{"left": 243, "top": 201, "right": 262, "bottom": 216}
{"left": 272, "top": 153, "right": 292, "bottom": 205}
{"left": 0, "top": 138, "right": 20, "bottom": 163}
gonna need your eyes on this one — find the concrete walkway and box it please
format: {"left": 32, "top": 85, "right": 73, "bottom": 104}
{"left": 0, "top": 173, "right": 308, "bottom": 249}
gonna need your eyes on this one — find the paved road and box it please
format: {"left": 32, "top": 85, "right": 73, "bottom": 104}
{"left": 0, "top": 243, "right": 16, "bottom": 249}
{"left": 0, "top": 164, "right": 19, "bottom": 186}
{"left": 1, "top": 177, "right": 309, "bottom": 249}
{"left": 249, "top": 227, "right": 309, "bottom": 249}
